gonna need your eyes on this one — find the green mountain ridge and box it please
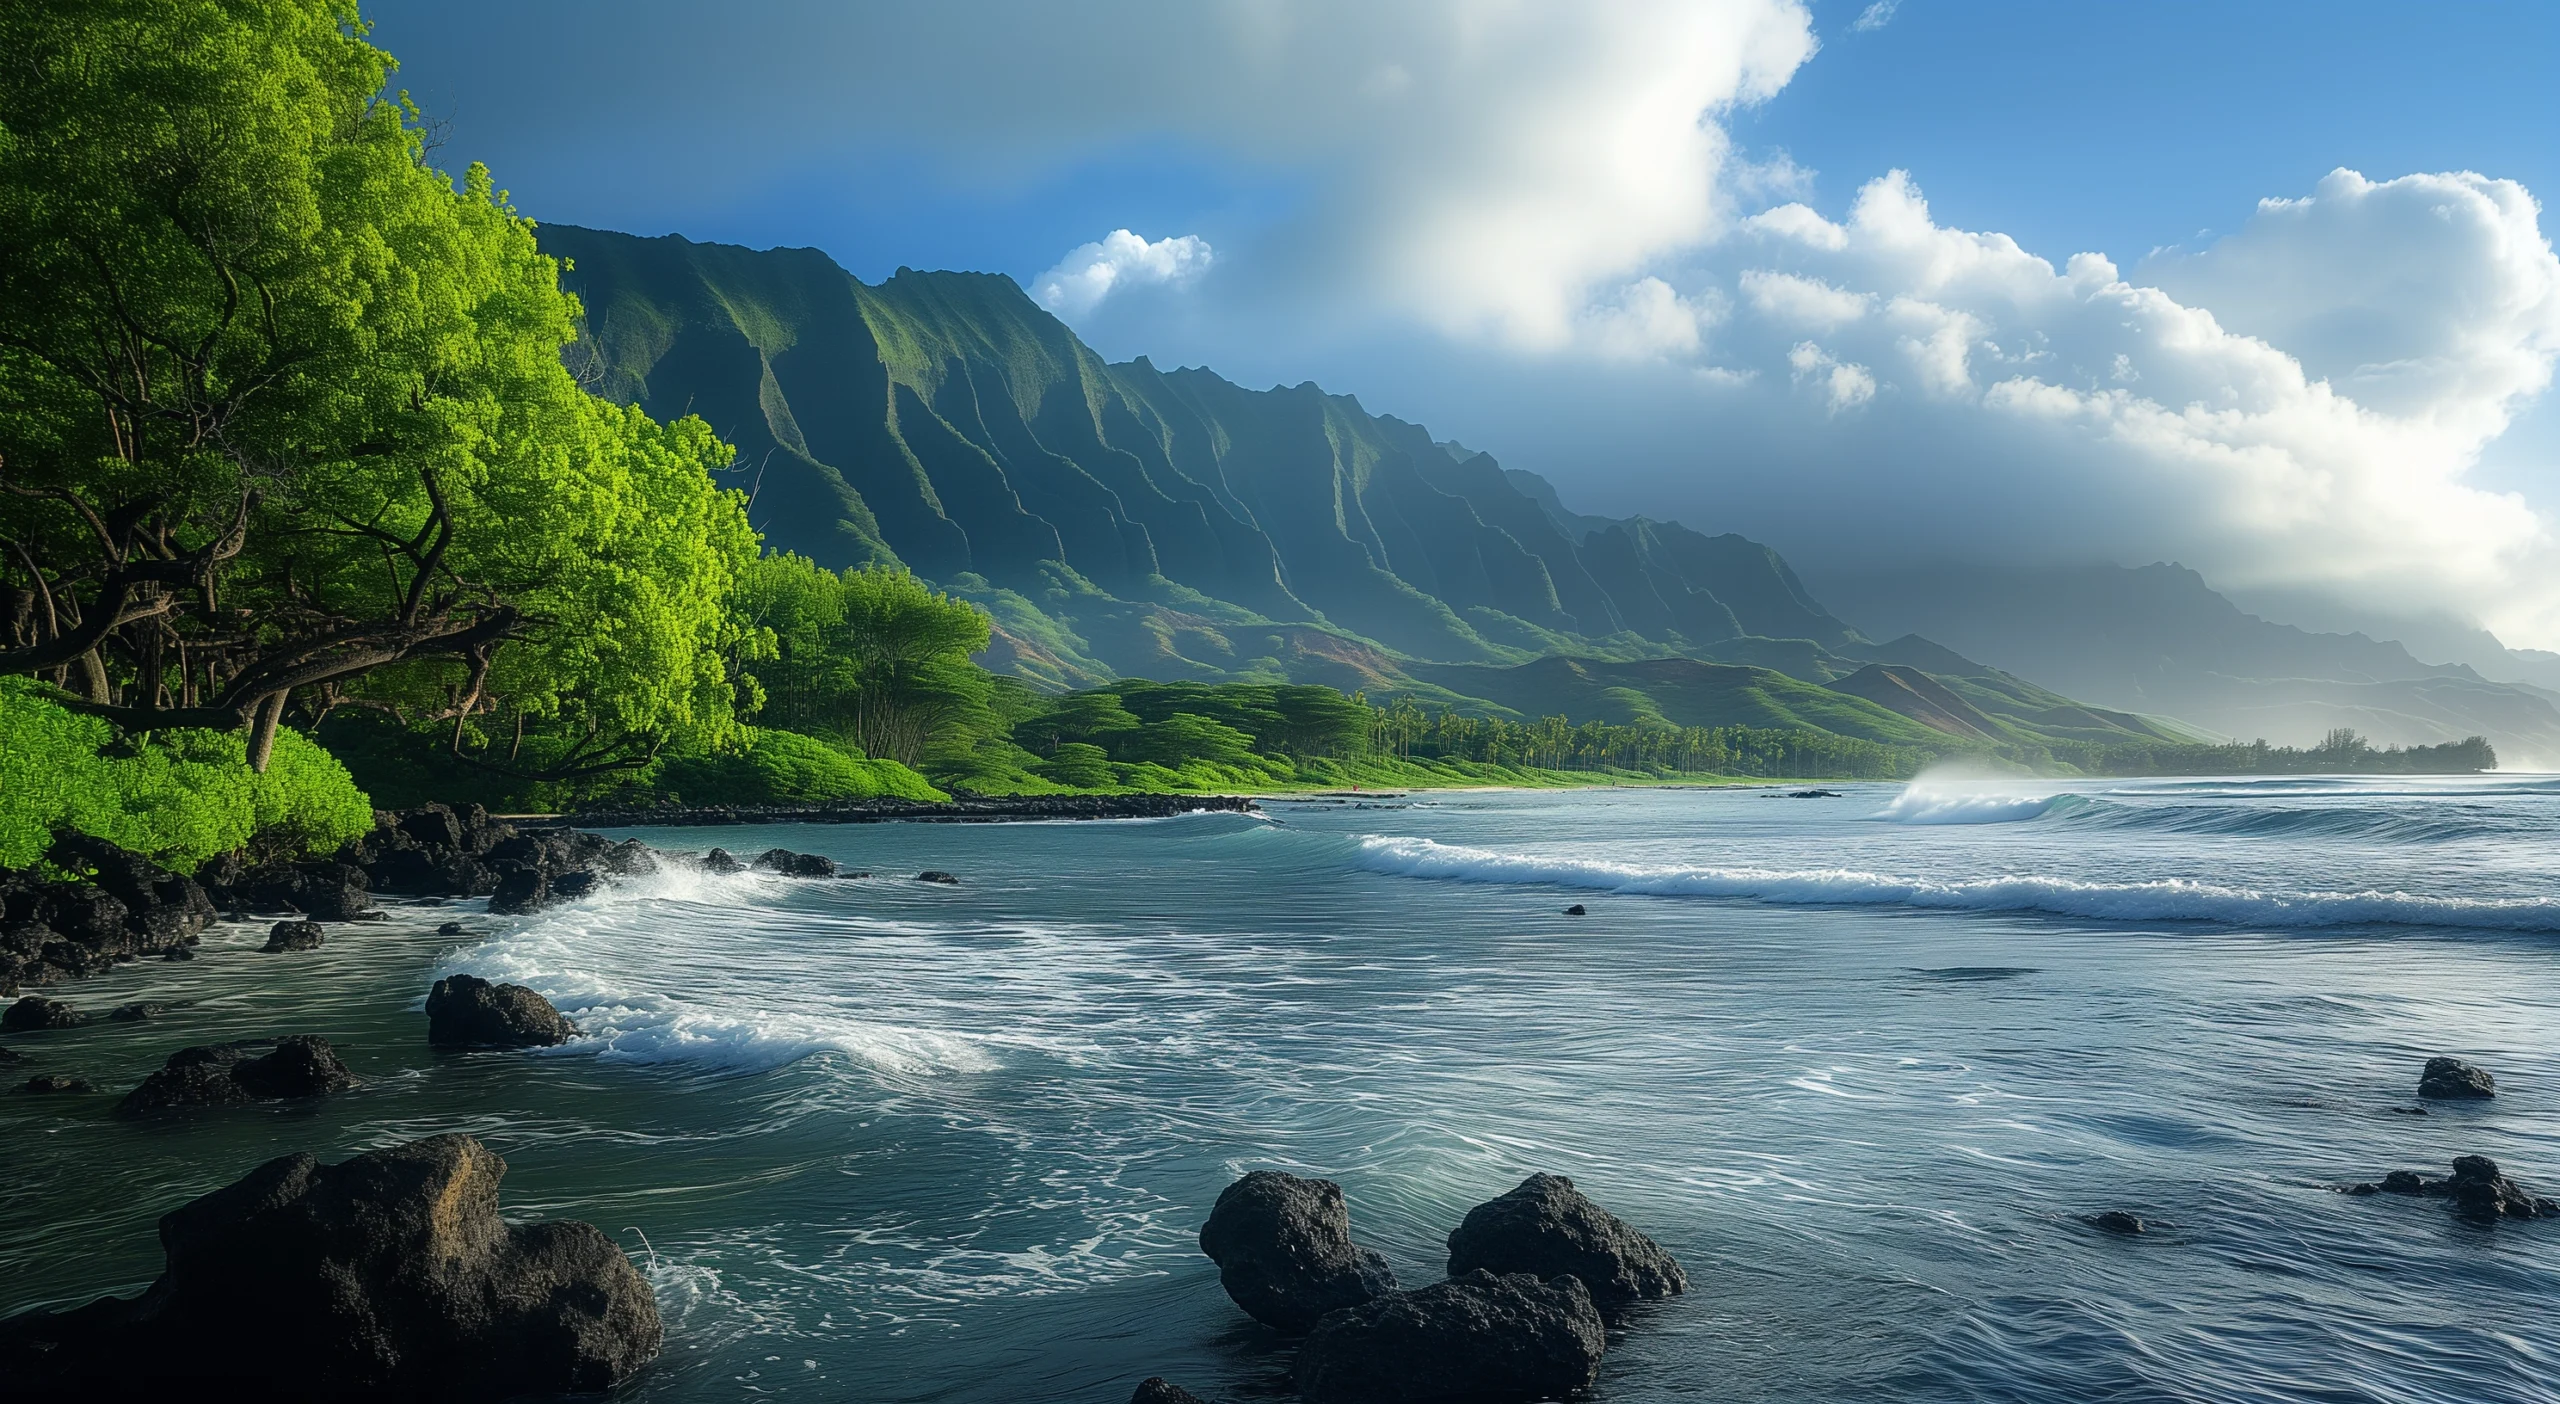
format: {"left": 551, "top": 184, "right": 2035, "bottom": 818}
{"left": 538, "top": 224, "right": 2207, "bottom": 760}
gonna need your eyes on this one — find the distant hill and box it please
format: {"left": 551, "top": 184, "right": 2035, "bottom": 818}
{"left": 1812, "top": 562, "right": 2560, "bottom": 763}
{"left": 541, "top": 225, "right": 2180, "bottom": 759}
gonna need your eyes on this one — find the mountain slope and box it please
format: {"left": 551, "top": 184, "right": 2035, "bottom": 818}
{"left": 1813, "top": 562, "right": 2560, "bottom": 761}
{"left": 543, "top": 224, "right": 2176, "bottom": 759}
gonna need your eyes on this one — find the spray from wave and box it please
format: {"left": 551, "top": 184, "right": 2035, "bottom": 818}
{"left": 1356, "top": 835, "right": 2560, "bottom": 932}
{"left": 433, "top": 863, "right": 1003, "bottom": 1075}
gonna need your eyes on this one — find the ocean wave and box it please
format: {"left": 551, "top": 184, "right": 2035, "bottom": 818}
{"left": 2058, "top": 801, "right": 2499, "bottom": 843}
{"left": 435, "top": 866, "right": 1003, "bottom": 1075}
{"left": 1872, "top": 784, "right": 2064, "bottom": 825}
{"left": 1356, "top": 835, "right": 2560, "bottom": 932}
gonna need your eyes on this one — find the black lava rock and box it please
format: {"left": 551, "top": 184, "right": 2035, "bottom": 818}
{"left": 1445, "top": 1173, "right": 1684, "bottom": 1320}
{"left": 263, "top": 920, "right": 326, "bottom": 953}
{"left": 916, "top": 870, "right": 960, "bottom": 885}
{"left": 2419, "top": 1056, "right": 2495, "bottom": 1100}
{"left": 701, "top": 848, "right": 746, "bottom": 874}
{"left": 1294, "top": 1270, "right": 1608, "bottom": 1404}
{"left": 2084, "top": 1211, "right": 2145, "bottom": 1235}
{"left": 1131, "top": 1379, "right": 1214, "bottom": 1404}
{"left": 1562, "top": 904, "right": 1585, "bottom": 916}
{"left": 1198, "top": 1170, "right": 1396, "bottom": 1334}
{"left": 755, "top": 849, "right": 839, "bottom": 878}
{"left": 162, "top": 945, "right": 195, "bottom": 962}
{"left": 16, "top": 1074, "right": 94, "bottom": 1095}
{"left": 436, "top": 922, "right": 466, "bottom": 937}
{"left": 487, "top": 868, "right": 551, "bottom": 916}
{"left": 549, "top": 870, "right": 600, "bottom": 901}
{"left": 0, "top": 1133, "right": 661, "bottom": 1397}
{"left": 3, "top": 995, "right": 85, "bottom": 1032}
{"left": 2345, "top": 1155, "right": 2560, "bottom": 1222}
{"left": 424, "top": 973, "right": 577, "bottom": 1048}
{"left": 120, "top": 1037, "right": 359, "bottom": 1113}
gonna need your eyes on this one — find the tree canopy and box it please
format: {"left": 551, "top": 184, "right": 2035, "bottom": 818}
{"left": 0, "top": 0, "right": 754, "bottom": 776}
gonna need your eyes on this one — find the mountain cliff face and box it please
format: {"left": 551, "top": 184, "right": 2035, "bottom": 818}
{"left": 541, "top": 224, "right": 2188, "bottom": 755}
{"left": 544, "top": 226, "right": 1862, "bottom": 675}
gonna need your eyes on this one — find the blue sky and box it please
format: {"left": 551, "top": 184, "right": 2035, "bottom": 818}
{"left": 364, "top": 0, "right": 2560, "bottom": 645}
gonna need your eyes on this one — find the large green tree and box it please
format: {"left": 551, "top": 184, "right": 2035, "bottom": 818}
{"left": 0, "top": 0, "right": 754, "bottom": 775}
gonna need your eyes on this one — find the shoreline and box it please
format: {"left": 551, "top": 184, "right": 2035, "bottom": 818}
{"left": 542, "top": 792, "right": 1261, "bottom": 829}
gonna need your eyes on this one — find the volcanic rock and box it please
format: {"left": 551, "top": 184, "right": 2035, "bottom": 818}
{"left": 0, "top": 1133, "right": 662, "bottom": 1397}
{"left": 120, "top": 1037, "right": 358, "bottom": 1113}
{"left": 1198, "top": 1170, "right": 1396, "bottom": 1334}
{"left": 1562, "top": 904, "right": 1586, "bottom": 915}
{"left": 1293, "top": 1270, "right": 1607, "bottom": 1404}
{"left": 2084, "top": 1211, "right": 2145, "bottom": 1235}
{"left": 263, "top": 920, "right": 326, "bottom": 953}
{"left": 916, "top": 870, "right": 960, "bottom": 885}
{"left": 3, "top": 995, "right": 86, "bottom": 1032}
{"left": 701, "top": 847, "right": 745, "bottom": 874}
{"left": 16, "top": 1074, "right": 94, "bottom": 1094}
{"left": 756, "top": 848, "right": 839, "bottom": 878}
{"left": 110, "top": 1001, "right": 173, "bottom": 1022}
{"left": 1132, "top": 1379, "right": 1215, "bottom": 1404}
{"left": 2419, "top": 1056, "right": 2496, "bottom": 1100}
{"left": 487, "top": 868, "right": 551, "bottom": 915}
{"left": 1445, "top": 1173, "right": 1684, "bottom": 1319}
{"left": 47, "top": 834, "right": 216, "bottom": 951}
{"left": 424, "top": 973, "right": 577, "bottom": 1048}
{"left": 2345, "top": 1155, "right": 2560, "bottom": 1221}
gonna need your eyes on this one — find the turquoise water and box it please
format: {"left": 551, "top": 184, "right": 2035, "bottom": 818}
{"left": 5, "top": 778, "right": 2560, "bottom": 1401}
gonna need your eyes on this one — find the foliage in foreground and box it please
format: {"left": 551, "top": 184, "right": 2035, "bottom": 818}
{"left": 0, "top": 678, "right": 372, "bottom": 870}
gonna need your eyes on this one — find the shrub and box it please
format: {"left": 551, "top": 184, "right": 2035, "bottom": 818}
{"left": 0, "top": 678, "right": 373, "bottom": 870}
{"left": 646, "top": 728, "right": 944, "bottom": 805}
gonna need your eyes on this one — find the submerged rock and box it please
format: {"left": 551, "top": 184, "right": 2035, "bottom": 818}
{"left": 109, "top": 1001, "right": 173, "bottom": 1022}
{"left": 263, "top": 920, "right": 326, "bottom": 953}
{"left": 16, "top": 1073, "right": 94, "bottom": 1094}
{"left": 3, "top": 995, "right": 85, "bottom": 1032}
{"left": 2345, "top": 1155, "right": 2560, "bottom": 1222}
{"left": 120, "top": 1037, "right": 358, "bottom": 1113}
{"left": 1131, "top": 1379, "right": 1215, "bottom": 1404}
{"left": 1294, "top": 1270, "right": 1607, "bottom": 1404}
{"left": 436, "top": 922, "right": 466, "bottom": 937}
{"left": 2419, "top": 1056, "right": 2495, "bottom": 1100}
{"left": 1445, "top": 1173, "right": 1684, "bottom": 1319}
{"left": 916, "top": 870, "right": 960, "bottom": 885}
{"left": 2084, "top": 1211, "right": 2146, "bottom": 1235}
{"left": 0, "top": 1133, "right": 662, "bottom": 1397}
{"left": 1562, "top": 904, "right": 1586, "bottom": 916}
{"left": 701, "top": 847, "right": 746, "bottom": 874}
{"left": 424, "top": 973, "right": 577, "bottom": 1048}
{"left": 1198, "top": 1170, "right": 1396, "bottom": 1334}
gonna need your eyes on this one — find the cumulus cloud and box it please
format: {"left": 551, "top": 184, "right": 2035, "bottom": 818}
{"left": 1032, "top": 230, "right": 1213, "bottom": 317}
{"left": 1558, "top": 168, "right": 2560, "bottom": 643}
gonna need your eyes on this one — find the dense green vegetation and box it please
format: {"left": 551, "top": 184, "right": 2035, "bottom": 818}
{"left": 0, "top": 677, "right": 371, "bottom": 869}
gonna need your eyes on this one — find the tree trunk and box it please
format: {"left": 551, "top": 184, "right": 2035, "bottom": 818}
{"left": 246, "top": 690, "right": 287, "bottom": 773}
{"left": 76, "top": 648, "right": 111, "bottom": 703}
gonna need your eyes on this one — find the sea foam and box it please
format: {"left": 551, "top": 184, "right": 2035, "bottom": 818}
{"left": 1356, "top": 835, "right": 2560, "bottom": 932}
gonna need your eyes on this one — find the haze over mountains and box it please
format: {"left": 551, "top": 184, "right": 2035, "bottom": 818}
{"left": 543, "top": 224, "right": 2559, "bottom": 763}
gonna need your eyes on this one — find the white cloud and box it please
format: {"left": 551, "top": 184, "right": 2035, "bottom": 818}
{"left": 1664, "top": 168, "right": 2560, "bottom": 643}
{"left": 1852, "top": 1, "right": 1901, "bottom": 33}
{"left": 1581, "top": 277, "right": 1723, "bottom": 360}
{"left": 1788, "top": 341, "right": 1877, "bottom": 412}
{"left": 1032, "top": 230, "right": 1214, "bottom": 317}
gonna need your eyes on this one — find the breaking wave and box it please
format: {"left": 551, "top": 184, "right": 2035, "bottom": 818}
{"left": 1356, "top": 835, "right": 2560, "bottom": 933}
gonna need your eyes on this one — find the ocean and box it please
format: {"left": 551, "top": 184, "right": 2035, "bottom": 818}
{"left": 5, "top": 776, "right": 2558, "bottom": 1402}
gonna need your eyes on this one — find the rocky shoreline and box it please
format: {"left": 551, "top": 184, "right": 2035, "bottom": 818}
{"left": 547, "top": 791, "right": 1259, "bottom": 828}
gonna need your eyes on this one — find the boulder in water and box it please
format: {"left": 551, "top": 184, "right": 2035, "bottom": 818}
{"left": 2083, "top": 1211, "right": 2145, "bottom": 1235}
{"left": 2344, "top": 1155, "right": 2560, "bottom": 1221}
{"left": 1198, "top": 1170, "right": 1396, "bottom": 1334}
{"left": 2419, "top": 1056, "right": 2495, "bottom": 1100}
{"left": 0, "top": 1133, "right": 662, "bottom": 1397}
{"left": 16, "top": 1073, "right": 94, "bottom": 1094}
{"left": 263, "top": 920, "right": 326, "bottom": 953}
{"left": 120, "top": 1037, "right": 358, "bottom": 1113}
{"left": 1131, "top": 1379, "right": 1215, "bottom": 1404}
{"left": 1293, "top": 1270, "right": 1607, "bottom": 1404}
{"left": 1444, "top": 1173, "right": 1684, "bottom": 1319}
{"left": 3, "top": 995, "right": 85, "bottom": 1032}
{"left": 110, "top": 1001, "right": 173, "bottom": 1022}
{"left": 916, "top": 870, "right": 960, "bottom": 885}
{"left": 1562, "top": 904, "right": 1585, "bottom": 916}
{"left": 755, "top": 849, "right": 838, "bottom": 878}
{"left": 487, "top": 868, "right": 551, "bottom": 915}
{"left": 424, "top": 974, "right": 577, "bottom": 1048}
{"left": 701, "top": 848, "right": 746, "bottom": 874}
